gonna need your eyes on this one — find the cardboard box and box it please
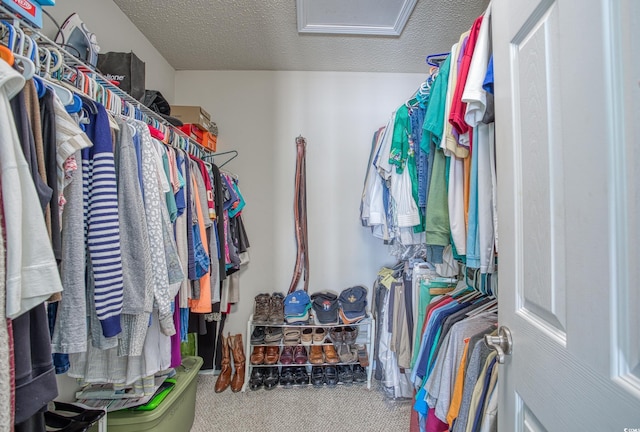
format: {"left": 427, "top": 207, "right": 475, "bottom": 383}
{"left": 170, "top": 105, "right": 211, "bottom": 132}
{"left": 1, "top": 0, "right": 43, "bottom": 27}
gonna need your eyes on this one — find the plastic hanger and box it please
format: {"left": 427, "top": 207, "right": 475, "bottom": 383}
{"left": 0, "top": 44, "right": 13, "bottom": 65}
{"left": 426, "top": 52, "right": 449, "bottom": 67}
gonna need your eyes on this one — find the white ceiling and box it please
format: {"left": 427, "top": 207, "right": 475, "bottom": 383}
{"left": 112, "top": 0, "right": 489, "bottom": 73}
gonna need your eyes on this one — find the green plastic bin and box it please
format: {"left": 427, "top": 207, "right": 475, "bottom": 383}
{"left": 89, "top": 356, "right": 203, "bottom": 432}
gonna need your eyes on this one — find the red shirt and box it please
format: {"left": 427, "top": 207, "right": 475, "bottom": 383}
{"left": 449, "top": 14, "right": 484, "bottom": 135}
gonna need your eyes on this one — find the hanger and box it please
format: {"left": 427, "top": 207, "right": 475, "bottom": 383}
{"left": 425, "top": 52, "right": 449, "bottom": 67}
{"left": 0, "top": 44, "right": 13, "bottom": 65}
{"left": 203, "top": 150, "right": 238, "bottom": 168}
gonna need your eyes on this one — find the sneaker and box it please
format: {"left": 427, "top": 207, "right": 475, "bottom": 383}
{"left": 283, "top": 328, "right": 301, "bottom": 346}
{"left": 338, "top": 343, "right": 353, "bottom": 363}
{"left": 353, "top": 364, "right": 367, "bottom": 383}
{"left": 324, "top": 365, "right": 338, "bottom": 386}
{"left": 269, "top": 292, "right": 285, "bottom": 324}
{"left": 280, "top": 346, "right": 294, "bottom": 365}
{"left": 264, "top": 327, "right": 283, "bottom": 345}
{"left": 301, "top": 327, "right": 313, "bottom": 345}
{"left": 279, "top": 366, "right": 295, "bottom": 387}
{"left": 249, "top": 367, "right": 265, "bottom": 390}
{"left": 338, "top": 365, "right": 353, "bottom": 384}
{"left": 253, "top": 293, "right": 271, "bottom": 323}
{"left": 328, "top": 327, "right": 344, "bottom": 344}
{"left": 250, "top": 326, "right": 265, "bottom": 344}
{"left": 263, "top": 367, "right": 279, "bottom": 390}
{"left": 312, "top": 328, "right": 326, "bottom": 345}
{"left": 311, "top": 366, "right": 325, "bottom": 386}
{"left": 342, "top": 326, "right": 358, "bottom": 344}
{"left": 293, "top": 366, "right": 309, "bottom": 385}
{"left": 294, "top": 345, "right": 308, "bottom": 364}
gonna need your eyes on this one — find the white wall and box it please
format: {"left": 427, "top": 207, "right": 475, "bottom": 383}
{"left": 42, "top": 0, "right": 176, "bottom": 101}
{"left": 175, "top": 70, "right": 426, "bottom": 335}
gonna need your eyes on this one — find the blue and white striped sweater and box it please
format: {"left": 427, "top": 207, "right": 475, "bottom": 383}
{"left": 82, "top": 103, "right": 124, "bottom": 338}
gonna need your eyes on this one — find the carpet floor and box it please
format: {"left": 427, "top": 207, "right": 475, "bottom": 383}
{"left": 191, "top": 374, "right": 411, "bottom": 432}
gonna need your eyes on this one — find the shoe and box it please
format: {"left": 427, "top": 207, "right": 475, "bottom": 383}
{"left": 250, "top": 346, "right": 265, "bottom": 365}
{"left": 264, "top": 346, "right": 280, "bottom": 365}
{"left": 250, "top": 326, "right": 265, "bottom": 344}
{"left": 356, "top": 344, "right": 369, "bottom": 367}
{"left": 353, "top": 364, "right": 367, "bottom": 383}
{"left": 338, "top": 343, "right": 354, "bottom": 363}
{"left": 263, "top": 367, "right": 280, "bottom": 390}
{"left": 324, "top": 365, "right": 338, "bottom": 386}
{"left": 268, "top": 292, "right": 285, "bottom": 324}
{"left": 264, "top": 327, "right": 283, "bottom": 345}
{"left": 343, "top": 326, "right": 358, "bottom": 344}
{"left": 253, "top": 293, "right": 271, "bottom": 323}
{"left": 214, "top": 334, "right": 232, "bottom": 393}
{"left": 279, "top": 366, "right": 295, "bottom": 387}
{"left": 280, "top": 346, "right": 294, "bottom": 365}
{"left": 283, "top": 328, "right": 301, "bottom": 345}
{"left": 294, "top": 366, "right": 309, "bottom": 385}
{"left": 294, "top": 345, "right": 308, "bottom": 364}
{"left": 323, "top": 344, "right": 340, "bottom": 363}
{"left": 44, "top": 411, "right": 91, "bottom": 432}
{"left": 229, "top": 333, "right": 246, "bottom": 392}
{"left": 338, "top": 365, "right": 353, "bottom": 384}
{"left": 249, "top": 367, "right": 265, "bottom": 390}
{"left": 329, "top": 327, "right": 344, "bottom": 343}
{"left": 301, "top": 327, "right": 313, "bottom": 345}
{"left": 309, "top": 345, "right": 324, "bottom": 364}
{"left": 311, "top": 366, "right": 325, "bottom": 386}
{"left": 312, "top": 327, "right": 326, "bottom": 345}
{"left": 49, "top": 401, "right": 106, "bottom": 425}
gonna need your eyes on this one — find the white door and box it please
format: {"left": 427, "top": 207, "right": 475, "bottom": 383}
{"left": 493, "top": 0, "right": 640, "bottom": 429}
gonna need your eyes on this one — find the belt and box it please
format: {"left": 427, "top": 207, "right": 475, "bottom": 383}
{"left": 288, "top": 136, "right": 309, "bottom": 294}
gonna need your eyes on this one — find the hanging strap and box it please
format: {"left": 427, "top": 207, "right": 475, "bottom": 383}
{"left": 288, "top": 136, "right": 309, "bottom": 294}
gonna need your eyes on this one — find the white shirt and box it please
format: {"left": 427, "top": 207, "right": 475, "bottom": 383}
{"left": 462, "top": 3, "right": 493, "bottom": 127}
{"left": 0, "top": 60, "right": 63, "bottom": 319}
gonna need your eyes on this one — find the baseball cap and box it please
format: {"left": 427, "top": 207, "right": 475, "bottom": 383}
{"left": 284, "top": 290, "right": 311, "bottom": 317}
{"left": 311, "top": 291, "right": 339, "bottom": 325}
{"left": 338, "top": 285, "right": 368, "bottom": 322}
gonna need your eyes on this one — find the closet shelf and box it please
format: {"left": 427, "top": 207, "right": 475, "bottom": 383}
{"left": 250, "top": 361, "right": 363, "bottom": 367}
{"left": 0, "top": 4, "right": 217, "bottom": 160}
{"left": 249, "top": 315, "right": 372, "bottom": 328}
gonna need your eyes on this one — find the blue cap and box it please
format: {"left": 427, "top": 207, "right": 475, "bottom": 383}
{"left": 338, "top": 286, "right": 367, "bottom": 314}
{"left": 284, "top": 290, "right": 311, "bottom": 316}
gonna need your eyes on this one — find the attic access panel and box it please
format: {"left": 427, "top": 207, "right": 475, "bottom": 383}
{"left": 296, "top": 0, "right": 417, "bottom": 36}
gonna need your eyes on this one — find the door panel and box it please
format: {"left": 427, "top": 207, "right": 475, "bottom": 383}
{"left": 494, "top": 0, "right": 640, "bottom": 429}
{"left": 513, "top": 0, "right": 566, "bottom": 336}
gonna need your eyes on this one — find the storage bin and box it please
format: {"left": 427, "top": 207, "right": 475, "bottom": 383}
{"left": 89, "top": 356, "right": 203, "bottom": 432}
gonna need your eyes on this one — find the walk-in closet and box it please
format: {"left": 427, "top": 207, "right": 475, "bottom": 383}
{"left": 1, "top": 0, "right": 638, "bottom": 431}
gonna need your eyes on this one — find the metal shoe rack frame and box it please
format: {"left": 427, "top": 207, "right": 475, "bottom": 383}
{"left": 244, "top": 314, "right": 376, "bottom": 391}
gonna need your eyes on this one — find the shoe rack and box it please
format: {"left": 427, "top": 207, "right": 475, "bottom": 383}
{"left": 243, "top": 315, "right": 375, "bottom": 391}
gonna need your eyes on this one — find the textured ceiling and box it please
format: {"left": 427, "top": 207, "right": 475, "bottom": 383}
{"left": 112, "top": 0, "right": 489, "bottom": 73}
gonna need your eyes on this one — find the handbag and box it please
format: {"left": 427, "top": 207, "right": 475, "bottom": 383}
{"left": 97, "top": 51, "right": 146, "bottom": 101}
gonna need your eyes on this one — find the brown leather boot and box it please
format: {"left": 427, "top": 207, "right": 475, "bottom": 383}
{"left": 214, "top": 334, "right": 232, "bottom": 393}
{"left": 230, "top": 334, "right": 246, "bottom": 392}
